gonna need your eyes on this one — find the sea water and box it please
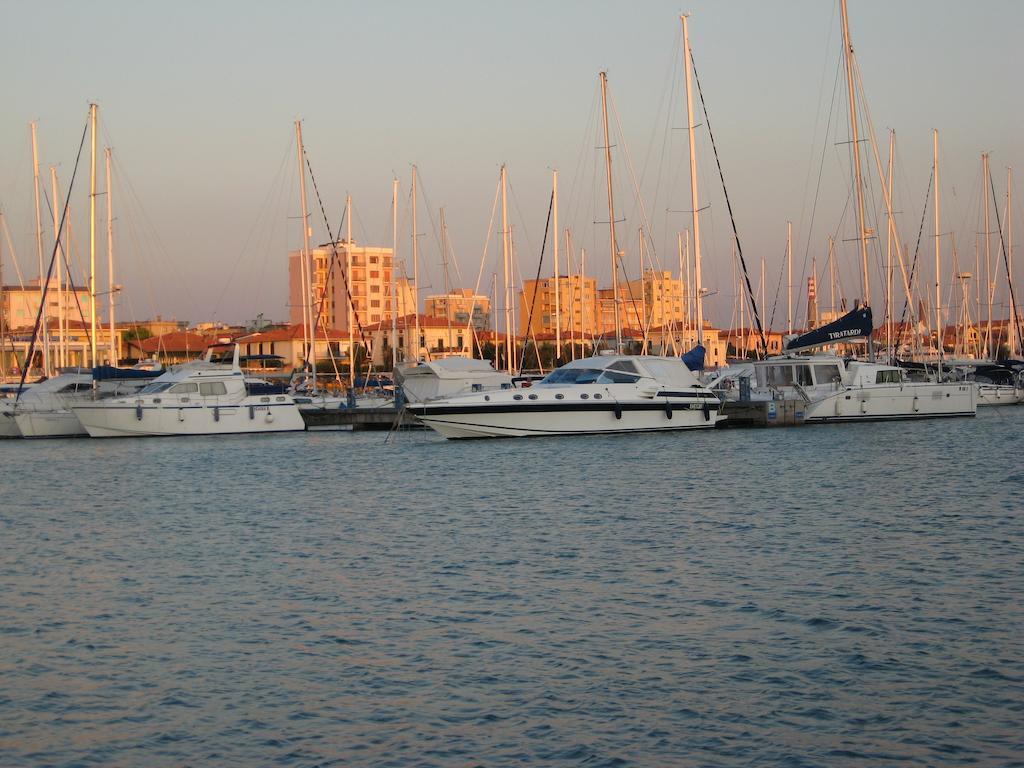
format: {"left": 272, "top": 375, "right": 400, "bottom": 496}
{"left": 1, "top": 409, "right": 1021, "bottom": 766}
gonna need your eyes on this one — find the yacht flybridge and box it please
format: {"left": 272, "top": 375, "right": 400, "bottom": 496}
{"left": 71, "top": 345, "right": 305, "bottom": 437}
{"left": 412, "top": 355, "right": 724, "bottom": 439}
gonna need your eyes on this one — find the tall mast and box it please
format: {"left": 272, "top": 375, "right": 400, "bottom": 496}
{"left": 391, "top": 177, "right": 399, "bottom": 368}
{"left": 552, "top": 169, "right": 560, "bottom": 360}
{"left": 30, "top": 121, "right": 50, "bottom": 375}
{"left": 50, "top": 167, "right": 65, "bottom": 369}
{"left": 598, "top": 71, "right": 622, "bottom": 352}
{"left": 933, "top": 129, "right": 943, "bottom": 369}
{"left": 500, "top": 165, "right": 512, "bottom": 373}
{"left": 440, "top": 207, "right": 453, "bottom": 355}
{"left": 886, "top": 130, "right": 895, "bottom": 361}
{"left": 1009, "top": 167, "right": 1017, "bottom": 358}
{"left": 411, "top": 165, "right": 421, "bottom": 360}
{"left": 786, "top": 220, "right": 793, "bottom": 335}
{"left": 105, "top": 148, "right": 116, "bottom": 364}
{"left": 294, "top": 120, "right": 314, "bottom": 387}
{"left": 982, "top": 153, "right": 993, "bottom": 357}
{"left": 346, "top": 193, "right": 354, "bottom": 388}
{"left": 89, "top": 103, "right": 98, "bottom": 368}
{"left": 681, "top": 15, "right": 705, "bottom": 347}
{"left": 840, "top": 0, "right": 870, "bottom": 310}
{"left": 567, "top": 228, "right": 577, "bottom": 360}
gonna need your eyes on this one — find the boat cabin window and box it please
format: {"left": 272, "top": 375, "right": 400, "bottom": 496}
{"left": 541, "top": 367, "right": 603, "bottom": 385}
{"left": 814, "top": 364, "right": 841, "bottom": 385}
{"left": 597, "top": 369, "right": 641, "bottom": 384}
{"left": 607, "top": 360, "right": 639, "bottom": 374}
{"left": 875, "top": 369, "right": 903, "bottom": 384}
{"left": 199, "top": 381, "right": 227, "bottom": 396}
{"left": 139, "top": 382, "right": 173, "bottom": 395}
{"left": 59, "top": 382, "right": 91, "bottom": 393}
{"left": 169, "top": 382, "right": 199, "bottom": 394}
{"left": 765, "top": 365, "right": 794, "bottom": 387}
{"left": 795, "top": 365, "right": 813, "bottom": 386}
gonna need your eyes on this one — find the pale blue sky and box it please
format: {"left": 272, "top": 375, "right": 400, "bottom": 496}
{"left": 2, "top": 0, "right": 1021, "bottom": 327}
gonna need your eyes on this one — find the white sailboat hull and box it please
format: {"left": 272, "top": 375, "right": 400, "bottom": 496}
{"left": 802, "top": 382, "right": 975, "bottom": 422}
{"left": 13, "top": 409, "right": 87, "bottom": 438}
{"left": 0, "top": 406, "right": 21, "bottom": 438}
{"left": 72, "top": 401, "right": 305, "bottom": 437}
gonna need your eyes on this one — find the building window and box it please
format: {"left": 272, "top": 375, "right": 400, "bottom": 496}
{"left": 370, "top": 271, "right": 379, "bottom": 279}
{"left": 371, "top": 314, "right": 380, "bottom": 322}
{"left": 371, "top": 300, "right": 380, "bottom": 308}
{"left": 370, "top": 285, "right": 380, "bottom": 293}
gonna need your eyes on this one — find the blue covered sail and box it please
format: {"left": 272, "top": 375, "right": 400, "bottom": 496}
{"left": 681, "top": 343, "right": 706, "bottom": 372}
{"left": 785, "top": 307, "right": 873, "bottom": 352}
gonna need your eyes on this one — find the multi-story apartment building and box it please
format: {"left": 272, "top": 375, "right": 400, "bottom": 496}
{"left": 288, "top": 240, "right": 415, "bottom": 333}
{"left": 425, "top": 289, "right": 491, "bottom": 330}
{"left": 518, "top": 275, "right": 598, "bottom": 338}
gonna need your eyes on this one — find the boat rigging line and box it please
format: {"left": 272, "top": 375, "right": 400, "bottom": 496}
{"left": 989, "top": 169, "right": 1024, "bottom": 355}
{"left": 518, "top": 190, "right": 554, "bottom": 375}
{"left": 689, "top": 50, "right": 767, "bottom": 357}
{"left": 895, "top": 167, "right": 933, "bottom": 347}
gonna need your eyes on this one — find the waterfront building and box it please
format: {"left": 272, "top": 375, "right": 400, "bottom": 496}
{"left": 518, "top": 275, "right": 598, "bottom": 340}
{"left": 125, "top": 331, "right": 215, "bottom": 365}
{"left": 425, "top": 289, "right": 491, "bottom": 330}
{"left": 363, "top": 313, "right": 482, "bottom": 367}
{"left": 721, "top": 327, "right": 787, "bottom": 359}
{"left": 288, "top": 240, "right": 416, "bottom": 332}
{"left": 236, "top": 324, "right": 349, "bottom": 372}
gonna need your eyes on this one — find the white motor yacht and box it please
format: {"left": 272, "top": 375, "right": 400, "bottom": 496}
{"left": 395, "top": 357, "right": 513, "bottom": 404}
{"left": 411, "top": 354, "right": 723, "bottom": 439}
{"left": 9, "top": 364, "right": 162, "bottom": 439}
{"left": 747, "top": 308, "right": 976, "bottom": 422}
{"left": 71, "top": 345, "right": 305, "bottom": 437}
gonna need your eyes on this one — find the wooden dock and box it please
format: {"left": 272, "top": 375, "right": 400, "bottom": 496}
{"left": 719, "top": 399, "right": 807, "bottom": 427}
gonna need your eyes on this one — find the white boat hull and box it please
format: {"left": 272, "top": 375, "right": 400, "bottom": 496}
{"left": 976, "top": 384, "right": 1024, "bottom": 406}
{"left": 802, "top": 382, "right": 975, "bottom": 422}
{"left": 13, "top": 409, "right": 87, "bottom": 438}
{"left": 415, "top": 401, "right": 721, "bottom": 439}
{"left": 72, "top": 401, "right": 305, "bottom": 437}
{"left": 0, "top": 406, "right": 21, "bottom": 438}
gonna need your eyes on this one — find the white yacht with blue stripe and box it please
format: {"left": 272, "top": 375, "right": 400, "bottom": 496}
{"left": 412, "top": 355, "right": 724, "bottom": 439}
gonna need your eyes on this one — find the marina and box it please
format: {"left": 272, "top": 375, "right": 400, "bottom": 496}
{"left": 2, "top": 1, "right": 1022, "bottom": 765}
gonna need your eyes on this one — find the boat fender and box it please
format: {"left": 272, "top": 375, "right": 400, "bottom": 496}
{"left": 178, "top": 409, "right": 185, "bottom": 422}
{"left": 665, "top": 402, "right": 673, "bottom": 419}
{"left": 265, "top": 411, "right": 275, "bottom": 424}
{"left": 614, "top": 405, "right": 623, "bottom": 420}
{"left": 913, "top": 395, "right": 919, "bottom": 412}
{"left": 702, "top": 403, "right": 711, "bottom": 421}
{"left": 214, "top": 406, "right": 220, "bottom": 422}
{"left": 135, "top": 403, "right": 143, "bottom": 421}
{"left": 249, "top": 405, "right": 255, "bottom": 420}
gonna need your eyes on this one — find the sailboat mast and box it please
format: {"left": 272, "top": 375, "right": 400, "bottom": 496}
{"left": 105, "top": 148, "right": 116, "bottom": 364}
{"left": 89, "top": 103, "right": 98, "bottom": 368}
{"left": 440, "top": 207, "right": 453, "bottom": 355}
{"left": 1009, "top": 167, "right": 1017, "bottom": 358}
{"left": 49, "top": 167, "right": 65, "bottom": 369}
{"left": 346, "top": 193, "right": 354, "bottom": 388}
{"left": 294, "top": 120, "right": 309, "bottom": 376}
{"left": 391, "top": 177, "right": 398, "bottom": 368}
{"left": 30, "top": 122, "right": 50, "bottom": 375}
{"left": 681, "top": 14, "right": 705, "bottom": 348}
{"left": 886, "top": 130, "right": 895, "bottom": 361}
{"left": 933, "top": 129, "right": 942, "bottom": 369}
{"left": 294, "top": 120, "right": 314, "bottom": 387}
{"left": 553, "top": 169, "right": 560, "bottom": 360}
{"left": 598, "top": 72, "right": 622, "bottom": 352}
{"left": 411, "top": 165, "right": 421, "bottom": 361}
{"left": 786, "top": 221, "right": 793, "bottom": 335}
{"left": 982, "top": 153, "right": 993, "bottom": 357}
{"left": 500, "top": 165, "right": 512, "bottom": 373}
{"left": 839, "top": 0, "right": 870, "bottom": 309}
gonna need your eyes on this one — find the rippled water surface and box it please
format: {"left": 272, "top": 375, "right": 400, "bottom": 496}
{"left": 1, "top": 410, "right": 1022, "bottom": 766}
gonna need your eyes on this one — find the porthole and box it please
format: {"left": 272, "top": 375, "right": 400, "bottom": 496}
{"left": 555, "top": 393, "right": 564, "bottom": 400}
{"left": 484, "top": 395, "right": 490, "bottom": 401}
{"left": 528, "top": 393, "right": 538, "bottom": 400}
{"left": 513, "top": 394, "right": 523, "bottom": 400}
{"left": 593, "top": 393, "right": 603, "bottom": 400}
{"left": 580, "top": 393, "right": 589, "bottom": 400}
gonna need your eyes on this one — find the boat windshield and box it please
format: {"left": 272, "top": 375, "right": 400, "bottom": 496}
{"left": 139, "top": 382, "right": 174, "bottom": 395}
{"left": 540, "top": 368, "right": 604, "bottom": 385}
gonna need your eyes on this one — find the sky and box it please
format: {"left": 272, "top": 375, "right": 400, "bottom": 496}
{"left": 1, "top": 0, "right": 1021, "bottom": 330}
